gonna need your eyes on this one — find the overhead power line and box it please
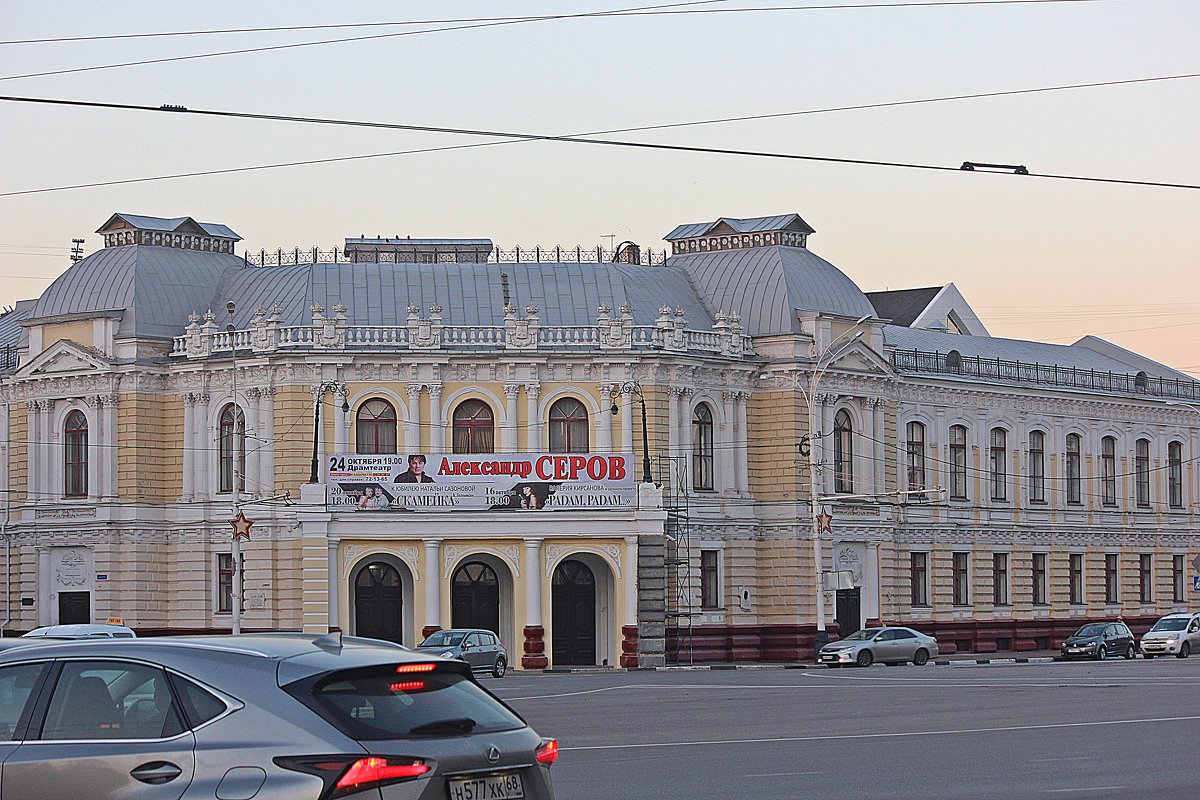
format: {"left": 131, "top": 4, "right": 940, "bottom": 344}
{"left": 0, "top": 0, "right": 1131, "bottom": 46}
{"left": 1, "top": 93, "right": 1197, "bottom": 195}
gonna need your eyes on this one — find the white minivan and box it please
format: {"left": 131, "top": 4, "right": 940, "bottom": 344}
{"left": 1139, "top": 612, "right": 1200, "bottom": 659}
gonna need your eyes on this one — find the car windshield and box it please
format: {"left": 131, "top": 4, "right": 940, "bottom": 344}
{"left": 842, "top": 629, "right": 882, "bottom": 641}
{"left": 419, "top": 631, "right": 467, "bottom": 648}
{"left": 1073, "top": 624, "right": 1107, "bottom": 638}
{"left": 1150, "top": 618, "right": 1189, "bottom": 632}
{"left": 293, "top": 665, "right": 525, "bottom": 740}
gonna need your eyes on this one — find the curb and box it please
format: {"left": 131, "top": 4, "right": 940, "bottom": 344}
{"left": 544, "top": 656, "right": 1065, "bottom": 673}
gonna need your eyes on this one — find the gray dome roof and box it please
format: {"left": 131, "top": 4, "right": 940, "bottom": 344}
{"left": 215, "top": 261, "right": 714, "bottom": 329}
{"left": 30, "top": 246, "right": 244, "bottom": 339}
{"left": 667, "top": 246, "right": 875, "bottom": 336}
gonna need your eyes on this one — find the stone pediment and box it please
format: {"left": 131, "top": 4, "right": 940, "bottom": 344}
{"left": 826, "top": 341, "right": 894, "bottom": 376}
{"left": 16, "top": 340, "right": 112, "bottom": 379}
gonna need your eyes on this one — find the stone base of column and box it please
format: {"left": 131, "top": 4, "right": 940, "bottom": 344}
{"left": 521, "top": 625, "right": 548, "bottom": 669}
{"left": 421, "top": 625, "right": 442, "bottom": 639}
{"left": 619, "top": 624, "right": 640, "bottom": 668}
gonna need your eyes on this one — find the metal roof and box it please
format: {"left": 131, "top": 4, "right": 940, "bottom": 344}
{"left": 213, "top": 260, "right": 715, "bottom": 330}
{"left": 0, "top": 300, "right": 34, "bottom": 349}
{"left": 884, "top": 324, "right": 1186, "bottom": 380}
{"left": 30, "top": 246, "right": 245, "bottom": 339}
{"left": 664, "top": 214, "right": 815, "bottom": 240}
{"left": 97, "top": 213, "right": 241, "bottom": 241}
{"left": 866, "top": 287, "right": 943, "bottom": 327}
{"left": 667, "top": 245, "right": 876, "bottom": 335}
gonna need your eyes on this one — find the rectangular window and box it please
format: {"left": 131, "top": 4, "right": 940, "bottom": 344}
{"left": 1168, "top": 442, "right": 1183, "bottom": 509}
{"left": 1104, "top": 553, "right": 1119, "bottom": 605}
{"left": 1139, "top": 553, "right": 1153, "bottom": 603}
{"left": 1135, "top": 439, "right": 1151, "bottom": 508}
{"left": 906, "top": 422, "right": 926, "bottom": 497}
{"left": 952, "top": 552, "right": 970, "bottom": 606}
{"left": 1069, "top": 553, "right": 1084, "bottom": 605}
{"left": 700, "top": 550, "right": 720, "bottom": 610}
{"left": 950, "top": 426, "right": 968, "bottom": 500}
{"left": 1173, "top": 554, "right": 1185, "bottom": 603}
{"left": 1032, "top": 553, "right": 1047, "bottom": 605}
{"left": 216, "top": 553, "right": 243, "bottom": 615}
{"left": 990, "top": 428, "right": 1007, "bottom": 501}
{"left": 992, "top": 553, "right": 1009, "bottom": 606}
{"left": 1028, "top": 431, "right": 1045, "bottom": 503}
{"left": 1101, "top": 437, "right": 1117, "bottom": 506}
{"left": 910, "top": 552, "right": 928, "bottom": 607}
{"left": 1066, "top": 434, "right": 1082, "bottom": 505}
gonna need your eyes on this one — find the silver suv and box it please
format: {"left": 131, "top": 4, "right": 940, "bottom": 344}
{"left": 0, "top": 633, "right": 557, "bottom": 799}
{"left": 1139, "top": 612, "right": 1200, "bottom": 659}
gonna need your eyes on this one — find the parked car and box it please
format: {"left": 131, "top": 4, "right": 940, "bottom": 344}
{"left": 20, "top": 623, "right": 136, "bottom": 639}
{"left": 0, "top": 633, "right": 556, "bottom": 799}
{"left": 1060, "top": 621, "right": 1136, "bottom": 660}
{"left": 818, "top": 626, "right": 939, "bottom": 667}
{"left": 417, "top": 628, "right": 509, "bottom": 678}
{"left": 1140, "top": 612, "right": 1200, "bottom": 659}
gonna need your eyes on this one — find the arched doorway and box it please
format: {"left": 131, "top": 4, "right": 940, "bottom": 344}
{"left": 354, "top": 561, "right": 404, "bottom": 643}
{"left": 552, "top": 559, "right": 597, "bottom": 665}
{"left": 452, "top": 561, "right": 500, "bottom": 635}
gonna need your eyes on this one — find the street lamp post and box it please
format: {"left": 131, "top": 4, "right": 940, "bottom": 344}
{"left": 610, "top": 381, "right": 653, "bottom": 484}
{"left": 309, "top": 381, "right": 349, "bottom": 484}
{"left": 762, "top": 315, "right": 870, "bottom": 656}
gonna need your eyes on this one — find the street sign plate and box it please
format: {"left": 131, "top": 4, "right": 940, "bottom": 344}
{"left": 1193, "top": 575, "right": 1200, "bottom": 592}
{"left": 1192, "top": 554, "right": 1200, "bottom": 572}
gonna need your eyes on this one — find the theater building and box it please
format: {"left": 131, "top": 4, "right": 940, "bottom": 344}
{"left": 0, "top": 210, "right": 1196, "bottom": 665}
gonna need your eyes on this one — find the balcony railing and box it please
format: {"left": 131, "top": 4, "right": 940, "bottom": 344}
{"left": 243, "top": 244, "right": 670, "bottom": 267}
{"left": 891, "top": 348, "right": 1200, "bottom": 401}
{"left": 0, "top": 345, "right": 17, "bottom": 373}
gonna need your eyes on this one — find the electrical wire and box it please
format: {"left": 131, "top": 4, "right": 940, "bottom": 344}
{"left": 0, "top": 0, "right": 1135, "bottom": 46}
{"left": 2, "top": 92, "right": 1198, "bottom": 196}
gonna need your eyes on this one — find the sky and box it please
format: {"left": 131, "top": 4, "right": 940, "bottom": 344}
{"left": 1, "top": 0, "right": 1197, "bottom": 374}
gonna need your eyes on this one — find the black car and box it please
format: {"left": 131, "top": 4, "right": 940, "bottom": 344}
{"left": 1060, "top": 622, "right": 1137, "bottom": 660}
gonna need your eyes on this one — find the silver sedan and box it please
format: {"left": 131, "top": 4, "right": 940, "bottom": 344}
{"left": 818, "top": 626, "right": 939, "bottom": 667}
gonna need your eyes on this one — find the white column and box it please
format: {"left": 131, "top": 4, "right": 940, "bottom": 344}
{"left": 820, "top": 395, "right": 836, "bottom": 496}
{"left": 524, "top": 383, "right": 541, "bottom": 451}
{"left": 244, "top": 389, "right": 261, "bottom": 498}
{"left": 37, "top": 548, "right": 52, "bottom": 626}
{"left": 405, "top": 384, "right": 423, "bottom": 451}
{"left": 620, "top": 387, "right": 633, "bottom": 453}
{"left": 39, "top": 400, "right": 54, "bottom": 495}
{"left": 623, "top": 536, "right": 639, "bottom": 626}
{"left": 194, "top": 393, "right": 211, "bottom": 497}
{"left": 503, "top": 384, "right": 520, "bottom": 453}
{"left": 597, "top": 384, "right": 614, "bottom": 454}
{"left": 104, "top": 394, "right": 119, "bottom": 499}
{"left": 667, "top": 385, "right": 680, "bottom": 459}
{"left": 27, "top": 400, "right": 42, "bottom": 501}
{"left": 735, "top": 390, "right": 749, "bottom": 494}
{"left": 259, "top": 388, "right": 275, "bottom": 494}
{"left": 333, "top": 386, "right": 350, "bottom": 453}
{"left": 86, "top": 397, "right": 101, "bottom": 501}
{"left": 523, "top": 538, "right": 543, "bottom": 627}
{"left": 721, "top": 390, "right": 736, "bottom": 494}
{"left": 679, "top": 389, "right": 693, "bottom": 483}
{"left": 427, "top": 385, "right": 443, "bottom": 451}
{"left": 868, "top": 397, "right": 883, "bottom": 496}
{"left": 865, "top": 542, "right": 881, "bottom": 624}
{"left": 423, "top": 538, "right": 443, "bottom": 631}
{"left": 328, "top": 539, "right": 340, "bottom": 631}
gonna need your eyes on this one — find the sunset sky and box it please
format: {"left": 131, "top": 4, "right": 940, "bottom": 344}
{"left": 2, "top": 0, "right": 1197, "bottom": 374}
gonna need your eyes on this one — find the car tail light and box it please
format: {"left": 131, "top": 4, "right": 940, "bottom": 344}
{"left": 535, "top": 739, "right": 559, "bottom": 765}
{"left": 395, "top": 663, "right": 438, "bottom": 674}
{"left": 275, "top": 755, "right": 430, "bottom": 799}
{"left": 390, "top": 680, "right": 427, "bottom": 692}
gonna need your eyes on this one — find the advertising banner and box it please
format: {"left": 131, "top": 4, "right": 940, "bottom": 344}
{"left": 325, "top": 453, "right": 636, "bottom": 512}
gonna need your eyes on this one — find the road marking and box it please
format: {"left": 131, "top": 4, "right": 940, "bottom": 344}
{"left": 1032, "top": 756, "right": 1097, "bottom": 762}
{"left": 560, "top": 714, "right": 1200, "bottom": 752}
{"left": 503, "top": 685, "right": 631, "bottom": 700}
{"left": 743, "top": 771, "right": 821, "bottom": 778}
{"left": 1042, "top": 787, "right": 1123, "bottom": 793}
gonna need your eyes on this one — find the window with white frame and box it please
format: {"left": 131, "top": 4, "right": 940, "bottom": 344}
{"left": 691, "top": 404, "right": 714, "bottom": 491}
{"left": 833, "top": 410, "right": 854, "bottom": 494}
{"left": 909, "top": 551, "right": 929, "bottom": 607}
{"left": 950, "top": 425, "right": 968, "bottom": 500}
{"left": 218, "top": 403, "right": 246, "bottom": 494}
{"left": 63, "top": 410, "right": 88, "bottom": 498}
{"left": 989, "top": 428, "right": 1007, "bottom": 501}
{"left": 548, "top": 398, "right": 589, "bottom": 453}
{"left": 906, "top": 422, "right": 926, "bottom": 497}
{"left": 1104, "top": 553, "right": 1119, "bottom": 604}
{"left": 1101, "top": 436, "right": 1117, "bottom": 506}
{"left": 1065, "top": 433, "right": 1082, "bottom": 505}
{"left": 1032, "top": 553, "right": 1047, "bottom": 605}
{"left": 1068, "top": 553, "right": 1084, "bottom": 605}
{"left": 1168, "top": 441, "right": 1183, "bottom": 509}
{"left": 992, "top": 552, "right": 1009, "bottom": 606}
{"left": 1135, "top": 438, "right": 1151, "bottom": 508}
{"left": 700, "top": 549, "right": 721, "bottom": 609}
{"left": 216, "top": 553, "right": 243, "bottom": 614}
{"left": 952, "top": 552, "right": 970, "bottom": 606}
{"left": 1028, "top": 430, "right": 1045, "bottom": 503}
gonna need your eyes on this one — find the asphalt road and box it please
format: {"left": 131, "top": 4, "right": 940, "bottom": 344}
{"left": 491, "top": 658, "right": 1200, "bottom": 799}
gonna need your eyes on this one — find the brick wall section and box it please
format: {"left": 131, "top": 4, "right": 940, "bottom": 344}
{"left": 9, "top": 404, "right": 27, "bottom": 505}
{"left": 118, "top": 394, "right": 183, "bottom": 502}
{"left": 273, "top": 388, "right": 313, "bottom": 493}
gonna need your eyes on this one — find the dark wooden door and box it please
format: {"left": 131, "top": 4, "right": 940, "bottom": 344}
{"left": 552, "top": 560, "right": 596, "bottom": 665}
{"left": 355, "top": 562, "right": 403, "bottom": 643}
{"left": 451, "top": 562, "right": 500, "bottom": 635}
{"left": 58, "top": 591, "right": 90, "bottom": 624}
{"left": 835, "top": 587, "right": 861, "bottom": 638}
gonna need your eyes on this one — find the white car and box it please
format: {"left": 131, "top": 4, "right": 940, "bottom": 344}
{"left": 21, "top": 623, "right": 136, "bottom": 639}
{"left": 1139, "top": 612, "right": 1200, "bottom": 659}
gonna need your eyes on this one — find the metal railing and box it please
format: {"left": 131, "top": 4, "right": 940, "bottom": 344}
{"left": 891, "top": 348, "right": 1200, "bottom": 400}
{"left": 0, "top": 345, "right": 17, "bottom": 373}
{"left": 243, "top": 245, "right": 671, "bottom": 268}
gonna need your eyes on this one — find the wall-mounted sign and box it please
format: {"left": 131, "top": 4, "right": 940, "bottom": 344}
{"left": 326, "top": 453, "right": 636, "bottom": 512}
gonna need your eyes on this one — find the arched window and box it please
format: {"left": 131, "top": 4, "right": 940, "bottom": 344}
{"left": 1135, "top": 438, "right": 1151, "bottom": 508}
{"left": 218, "top": 403, "right": 246, "bottom": 494}
{"left": 946, "top": 350, "right": 962, "bottom": 372}
{"left": 1028, "top": 430, "right": 1045, "bottom": 503}
{"left": 63, "top": 410, "right": 88, "bottom": 498}
{"left": 549, "top": 398, "right": 589, "bottom": 454}
{"left": 989, "top": 427, "right": 1007, "bottom": 501}
{"left": 1065, "top": 433, "right": 1082, "bottom": 505}
{"left": 1134, "top": 371, "right": 1148, "bottom": 392}
{"left": 356, "top": 399, "right": 397, "bottom": 455}
{"left": 834, "top": 410, "right": 854, "bottom": 493}
{"left": 453, "top": 400, "right": 495, "bottom": 454}
{"left": 1168, "top": 440, "right": 1183, "bottom": 509}
{"left": 906, "top": 421, "right": 926, "bottom": 496}
{"left": 1101, "top": 436, "right": 1117, "bottom": 506}
{"left": 692, "top": 403, "right": 714, "bottom": 491}
{"left": 949, "top": 424, "right": 968, "bottom": 500}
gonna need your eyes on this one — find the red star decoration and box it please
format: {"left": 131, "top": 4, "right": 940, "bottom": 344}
{"left": 229, "top": 511, "right": 254, "bottom": 541}
{"left": 816, "top": 511, "right": 833, "bottom": 533}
